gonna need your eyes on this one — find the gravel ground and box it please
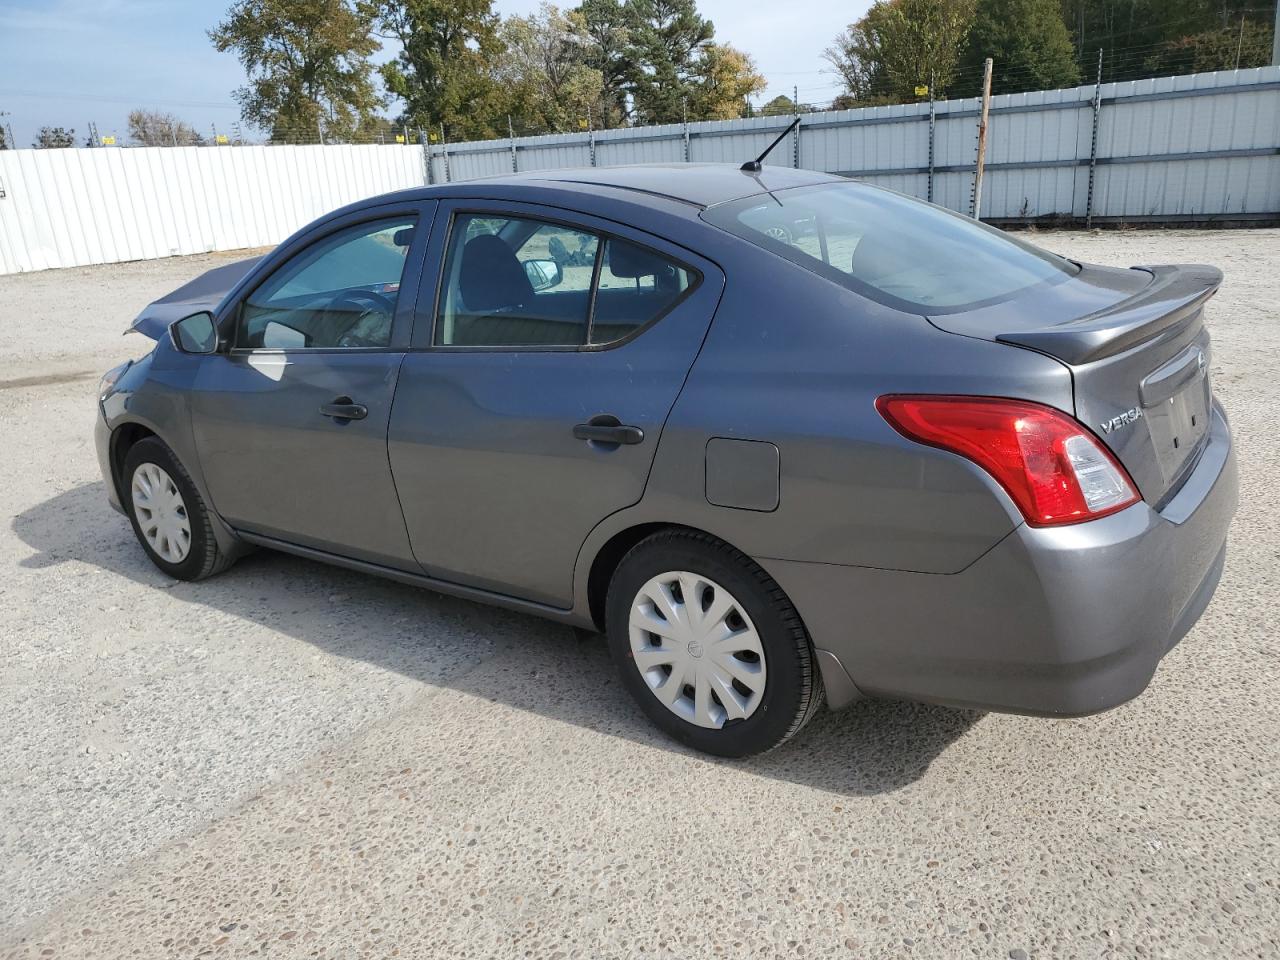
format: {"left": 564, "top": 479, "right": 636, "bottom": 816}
{"left": 1, "top": 231, "right": 1277, "bottom": 959}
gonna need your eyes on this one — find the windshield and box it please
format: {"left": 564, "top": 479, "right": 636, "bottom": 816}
{"left": 702, "top": 181, "right": 1077, "bottom": 313}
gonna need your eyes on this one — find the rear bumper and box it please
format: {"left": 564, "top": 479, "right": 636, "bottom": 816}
{"left": 769, "top": 403, "right": 1238, "bottom": 716}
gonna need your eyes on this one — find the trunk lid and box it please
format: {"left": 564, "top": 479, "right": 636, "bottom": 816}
{"left": 929, "top": 263, "right": 1222, "bottom": 507}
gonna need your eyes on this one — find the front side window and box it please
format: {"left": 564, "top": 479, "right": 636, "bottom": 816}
{"left": 238, "top": 217, "right": 415, "bottom": 349}
{"left": 703, "top": 182, "right": 1077, "bottom": 313}
{"left": 435, "top": 213, "right": 696, "bottom": 348}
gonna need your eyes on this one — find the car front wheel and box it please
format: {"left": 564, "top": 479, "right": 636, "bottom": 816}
{"left": 606, "top": 530, "right": 823, "bottom": 757}
{"left": 122, "top": 437, "right": 233, "bottom": 581}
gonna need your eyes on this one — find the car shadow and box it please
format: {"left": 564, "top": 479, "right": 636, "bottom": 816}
{"left": 12, "top": 482, "right": 982, "bottom": 796}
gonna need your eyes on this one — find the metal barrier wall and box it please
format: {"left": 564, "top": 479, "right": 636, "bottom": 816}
{"left": 1, "top": 67, "right": 1276, "bottom": 275}
{"left": 430, "top": 66, "right": 1280, "bottom": 225}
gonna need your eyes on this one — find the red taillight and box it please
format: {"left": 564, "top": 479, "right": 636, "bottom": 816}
{"left": 876, "top": 395, "right": 1141, "bottom": 526}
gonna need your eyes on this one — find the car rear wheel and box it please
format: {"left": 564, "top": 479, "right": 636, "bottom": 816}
{"left": 605, "top": 530, "right": 823, "bottom": 757}
{"left": 762, "top": 223, "right": 794, "bottom": 245}
{"left": 123, "top": 437, "right": 233, "bottom": 581}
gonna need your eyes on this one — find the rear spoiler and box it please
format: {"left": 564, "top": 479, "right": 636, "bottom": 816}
{"left": 996, "top": 264, "right": 1222, "bottom": 366}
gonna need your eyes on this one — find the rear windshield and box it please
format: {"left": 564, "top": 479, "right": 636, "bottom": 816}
{"left": 702, "top": 181, "right": 1077, "bottom": 313}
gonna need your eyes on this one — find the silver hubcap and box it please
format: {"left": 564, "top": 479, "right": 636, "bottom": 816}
{"left": 628, "top": 571, "right": 767, "bottom": 729}
{"left": 130, "top": 462, "right": 191, "bottom": 564}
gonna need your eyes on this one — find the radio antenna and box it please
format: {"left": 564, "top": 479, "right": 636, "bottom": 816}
{"left": 741, "top": 117, "right": 801, "bottom": 172}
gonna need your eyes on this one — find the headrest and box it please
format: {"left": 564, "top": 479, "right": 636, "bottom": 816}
{"left": 459, "top": 234, "right": 534, "bottom": 312}
{"left": 608, "top": 242, "right": 669, "bottom": 279}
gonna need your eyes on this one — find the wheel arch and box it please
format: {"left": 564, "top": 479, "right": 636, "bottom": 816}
{"left": 107, "top": 418, "right": 249, "bottom": 563}
{"left": 581, "top": 519, "right": 864, "bottom": 709}
{"left": 108, "top": 421, "right": 159, "bottom": 504}
{"left": 583, "top": 522, "right": 765, "bottom": 632}
{"left": 585, "top": 522, "right": 676, "bottom": 632}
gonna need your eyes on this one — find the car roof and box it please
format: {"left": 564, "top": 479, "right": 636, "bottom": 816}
{"left": 426, "top": 163, "right": 845, "bottom": 210}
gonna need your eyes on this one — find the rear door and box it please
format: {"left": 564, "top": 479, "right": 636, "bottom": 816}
{"left": 388, "top": 200, "right": 724, "bottom": 607}
{"left": 188, "top": 201, "right": 434, "bottom": 569}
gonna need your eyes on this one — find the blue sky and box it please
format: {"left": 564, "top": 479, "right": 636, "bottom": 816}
{"left": 0, "top": 0, "right": 867, "bottom": 147}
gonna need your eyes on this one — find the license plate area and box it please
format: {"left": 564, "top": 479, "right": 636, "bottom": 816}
{"left": 1144, "top": 366, "right": 1211, "bottom": 487}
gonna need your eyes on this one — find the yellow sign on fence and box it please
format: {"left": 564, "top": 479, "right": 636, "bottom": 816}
{"left": 100, "top": 135, "right": 115, "bottom": 146}
{"left": 395, "top": 134, "right": 406, "bottom": 144}
{"left": 215, "top": 134, "right": 229, "bottom": 145}
{"left": 914, "top": 85, "right": 930, "bottom": 98}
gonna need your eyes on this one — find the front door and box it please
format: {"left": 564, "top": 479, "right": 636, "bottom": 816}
{"left": 189, "top": 204, "right": 433, "bottom": 569}
{"left": 388, "top": 202, "right": 724, "bottom": 606}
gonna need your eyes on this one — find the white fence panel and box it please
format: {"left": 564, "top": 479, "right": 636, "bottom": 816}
{"left": 0, "top": 144, "right": 425, "bottom": 274}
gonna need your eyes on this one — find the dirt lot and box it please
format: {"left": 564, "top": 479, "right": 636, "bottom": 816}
{"left": 1, "top": 232, "right": 1278, "bottom": 959}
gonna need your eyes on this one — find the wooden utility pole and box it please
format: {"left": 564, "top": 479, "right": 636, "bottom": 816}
{"left": 971, "top": 58, "right": 993, "bottom": 219}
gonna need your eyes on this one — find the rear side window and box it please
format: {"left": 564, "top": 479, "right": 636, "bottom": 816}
{"left": 703, "top": 182, "right": 1076, "bottom": 313}
{"left": 590, "top": 239, "right": 693, "bottom": 345}
{"left": 435, "top": 213, "right": 696, "bottom": 348}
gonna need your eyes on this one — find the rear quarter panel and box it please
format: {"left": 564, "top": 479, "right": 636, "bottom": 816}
{"left": 576, "top": 238, "right": 1078, "bottom": 583}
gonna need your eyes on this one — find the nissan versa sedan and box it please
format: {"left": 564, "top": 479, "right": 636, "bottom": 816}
{"left": 96, "top": 164, "right": 1237, "bottom": 757}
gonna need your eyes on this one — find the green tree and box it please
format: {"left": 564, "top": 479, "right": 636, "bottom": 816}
{"left": 209, "top": 0, "right": 381, "bottom": 142}
{"left": 959, "top": 0, "right": 1079, "bottom": 95}
{"left": 575, "top": 0, "right": 634, "bottom": 127}
{"left": 33, "top": 126, "right": 76, "bottom": 148}
{"left": 1144, "top": 18, "right": 1274, "bottom": 75}
{"left": 626, "top": 0, "right": 714, "bottom": 124}
{"left": 0, "top": 126, "right": 8, "bottom": 150}
{"left": 759, "top": 94, "right": 797, "bottom": 116}
{"left": 497, "top": 4, "right": 605, "bottom": 134}
{"left": 687, "top": 42, "right": 765, "bottom": 120}
{"left": 825, "top": 0, "right": 977, "bottom": 104}
{"left": 375, "top": 0, "right": 509, "bottom": 140}
{"left": 758, "top": 94, "right": 820, "bottom": 115}
{"left": 1060, "top": 0, "right": 1273, "bottom": 83}
{"left": 128, "top": 109, "right": 207, "bottom": 146}
{"left": 358, "top": 115, "right": 410, "bottom": 143}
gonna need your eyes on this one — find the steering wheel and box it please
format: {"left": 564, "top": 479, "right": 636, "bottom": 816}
{"left": 331, "top": 290, "right": 397, "bottom": 347}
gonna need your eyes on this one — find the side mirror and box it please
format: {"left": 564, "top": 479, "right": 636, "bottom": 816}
{"left": 523, "top": 258, "right": 563, "bottom": 292}
{"left": 170, "top": 311, "right": 220, "bottom": 355}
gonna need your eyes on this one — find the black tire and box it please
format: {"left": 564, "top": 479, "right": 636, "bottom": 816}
{"left": 762, "top": 223, "right": 794, "bottom": 245}
{"left": 605, "top": 530, "right": 824, "bottom": 757}
{"left": 122, "top": 437, "right": 233, "bottom": 581}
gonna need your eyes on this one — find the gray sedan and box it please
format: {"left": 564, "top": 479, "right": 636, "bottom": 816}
{"left": 95, "top": 164, "right": 1237, "bottom": 756}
